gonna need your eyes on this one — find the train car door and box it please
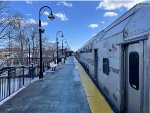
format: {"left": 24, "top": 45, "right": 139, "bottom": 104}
{"left": 94, "top": 49, "right": 98, "bottom": 81}
{"left": 125, "top": 41, "right": 143, "bottom": 113}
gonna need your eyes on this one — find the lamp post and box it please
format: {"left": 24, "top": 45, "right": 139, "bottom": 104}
{"left": 62, "top": 37, "right": 63, "bottom": 57}
{"left": 56, "top": 31, "right": 64, "bottom": 64}
{"left": 39, "top": 6, "right": 55, "bottom": 79}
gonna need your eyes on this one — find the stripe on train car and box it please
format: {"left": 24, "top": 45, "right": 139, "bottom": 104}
{"left": 74, "top": 58, "right": 113, "bottom": 113}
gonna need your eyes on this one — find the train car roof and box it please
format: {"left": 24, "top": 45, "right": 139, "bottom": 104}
{"left": 103, "top": 3, "right": 150, "bottom": 39}
{"left": 78, "top": 3, "right": 150, "bottom": 51}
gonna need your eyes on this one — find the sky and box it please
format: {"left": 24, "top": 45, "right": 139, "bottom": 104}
{"left": 8, "top": 0, "right": 148, "bottom": 51}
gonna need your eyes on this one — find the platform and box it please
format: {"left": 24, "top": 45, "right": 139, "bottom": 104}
{"left": 0, "top": 57, "right": 113, "bottom": 113}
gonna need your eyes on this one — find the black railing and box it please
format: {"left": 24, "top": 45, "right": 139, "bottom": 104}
{"left": 0, "top": 64, "right": 41, "bottom": 102}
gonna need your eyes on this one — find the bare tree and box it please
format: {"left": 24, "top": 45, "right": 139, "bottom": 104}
{"left": 0, "top": 1, "right": 16, "bottom": 39}
{"left": 0, "top": 1, "right": 43, "bottom": 66}
{"left": 22, "top": 23, "right": 39, "bottom": 63}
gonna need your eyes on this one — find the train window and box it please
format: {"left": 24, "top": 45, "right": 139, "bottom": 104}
{"left": 103, "top": 58, "right": 109, "bottom": 75}
{"left": 129, "top": 52, "right": 139, "bottom": 90}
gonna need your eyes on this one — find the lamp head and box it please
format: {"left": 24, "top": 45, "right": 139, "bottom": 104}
{"left": 48, "top": 12, "right": 55, "bottom": 20}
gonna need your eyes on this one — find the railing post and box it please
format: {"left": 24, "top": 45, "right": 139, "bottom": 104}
{"left": 8, "top": 68, "right": 11, "bottom": 96}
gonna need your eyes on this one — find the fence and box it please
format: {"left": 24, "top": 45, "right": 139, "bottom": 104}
{"left": 0, "top": 64, "right": 41, "bottom": 102}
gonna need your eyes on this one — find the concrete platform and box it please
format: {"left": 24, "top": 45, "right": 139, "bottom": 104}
{"left": 0, "top": 57, "right": 91, "bottom": 113}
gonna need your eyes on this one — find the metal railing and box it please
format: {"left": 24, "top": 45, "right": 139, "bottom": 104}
{"left": 0, "top": 64, "right": 41, "bottom": 102}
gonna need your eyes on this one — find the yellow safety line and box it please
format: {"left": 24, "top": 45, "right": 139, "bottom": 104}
{"left": 74, "top": 58, "right": 113, "bottom": 113}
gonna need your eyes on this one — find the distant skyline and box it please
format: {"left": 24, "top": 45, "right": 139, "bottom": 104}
{"left": 8, "top": 0, "right": 147, "bottom": 51}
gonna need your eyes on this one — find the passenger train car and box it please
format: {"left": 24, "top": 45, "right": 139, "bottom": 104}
{"left": 76, "top": 3, "right": 150, "bottom": 113}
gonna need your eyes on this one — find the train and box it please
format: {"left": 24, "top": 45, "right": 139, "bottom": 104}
{"left": 76, "top": 3, "right": 150, "bottom": 113}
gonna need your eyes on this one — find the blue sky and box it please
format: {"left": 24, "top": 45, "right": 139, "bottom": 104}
{"left": 8, "top": 0, "right": 146, "bottom": 51}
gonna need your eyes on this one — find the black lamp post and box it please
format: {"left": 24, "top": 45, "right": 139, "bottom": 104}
{"left": 39, "top": 6, "right": 55, "bottom": 79}
{"left": 62, "top": 37, "right": 63, "bottom": 57}
{"left": 56, "top": 31, "right": 64, "bottom": 64}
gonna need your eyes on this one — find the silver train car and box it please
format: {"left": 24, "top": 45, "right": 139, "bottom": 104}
{"left": 76, "top": 3, "right": 150, "bottom": 113}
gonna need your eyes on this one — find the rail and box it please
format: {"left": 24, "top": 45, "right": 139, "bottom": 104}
{"left": 0, "top": 63, "right": 48, "bottom": 102}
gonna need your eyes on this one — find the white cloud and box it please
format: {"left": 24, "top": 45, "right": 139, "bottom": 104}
{"left": 88, "top": 24, "right": 99, "bottom": 29}
{"left": 26, "top": 1, "right": 32, "bottom": 4}
{"left": 48, "top": 40, "right": 56, "bottom": 43}
{"left": 26, "top": 19, "right": 37, "bottom": 24}
{"left": 41, "top": 21, "right": 48, "bottom": 26}
{"left": 101, "top": 21, "right": 105, "bottom": 24}
{"left": 26, "top": 14, "right": 31, "bottom": 16}
{"left": 96, "top": 0, "right": 145, "bottom": 10}
{"left": 44, "top": 12, "right": 69, "bottom": 21}
{"left": 43, "top": 11, "right": 49, "bottom": 16}
{"left": 57, "top": 1, "right": 72, "bottom": 7}
{"left": 104, "top": 12, "right": 118, "bottom": 17}
{"left": 54, "top": 13, "right": 68, "bottom": 21}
